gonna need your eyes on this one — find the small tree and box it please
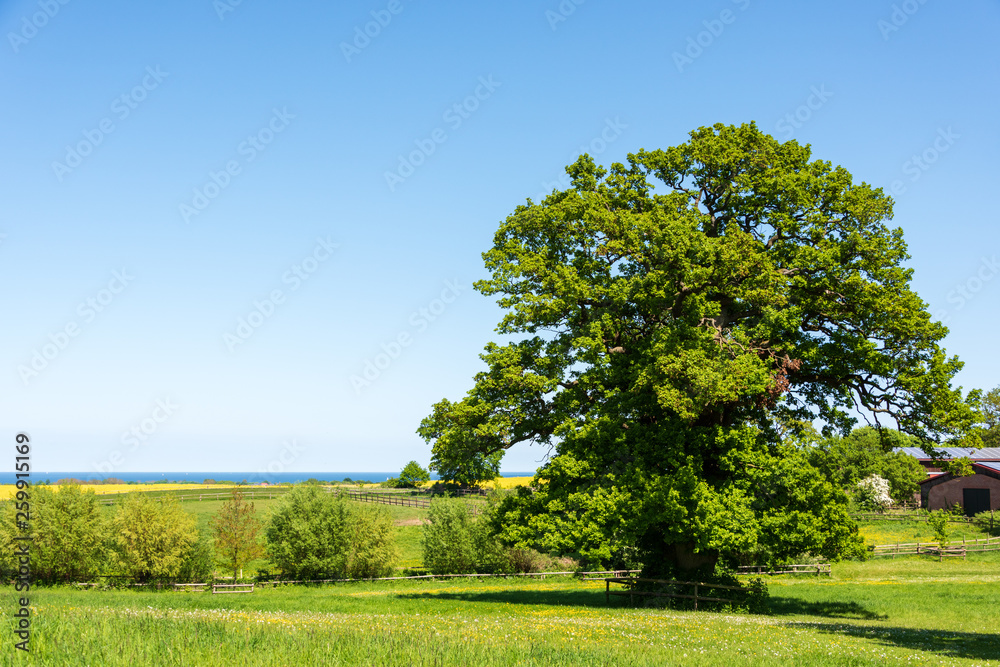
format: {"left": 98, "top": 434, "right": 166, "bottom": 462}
{"left": 0, "top": 484, "right": 106, "bottom": 583}
{"left": 110, "top": 493, "right": 198, "bottom": 582}
{"left": 266, "top": 485, "right": 399, "bottom": 579}
{"left": 422, "top": 498, "right": 477, "bottom": 574}
{"left": 398, "top": 461, "right": 430, "bottom": 488}
{"left": 267, "top": 485, "right": 351, "bottom": 579}
{"left": 854, "top": 475, "right": 894, "bottom": 512}
{"left": 212, "top": 488, "right": 265, "bottom": 580}
{"left": 346, "top": 504, "right": 399, "bottom": 578}
{"left": 928, "top": 510, "right": 950, "bottom": 546}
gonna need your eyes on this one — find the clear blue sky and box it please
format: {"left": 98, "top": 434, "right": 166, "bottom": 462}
{"left": 1, "top": 0, "right": 997, "bottom": 473}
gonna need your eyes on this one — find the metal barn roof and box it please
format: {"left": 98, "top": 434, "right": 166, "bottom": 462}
{"left": 895, "top": 447, "right": 979, "bottom": 459}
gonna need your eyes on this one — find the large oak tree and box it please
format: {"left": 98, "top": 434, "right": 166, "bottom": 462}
{"left": 418, "top": 123, "right": 978, "bottom": 574}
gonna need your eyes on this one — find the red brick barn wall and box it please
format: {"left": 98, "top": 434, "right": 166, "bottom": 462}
{"left": 927, "top": 474, "right": 1000, "bottom": 511}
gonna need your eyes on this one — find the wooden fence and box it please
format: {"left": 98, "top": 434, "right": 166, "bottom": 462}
{"left": 97, "top": 488, "right": 292, "bottom": 505}
{"left": 851, "top": 512, "right": 978, "bottom": 524}
{"left": 336, "top": 490, "right": 482, "bottom": 514}
{"left": 735, "top": 563, "right": 831, "bottom": 576}
{"left": 72, "top": 570, "right": 643, "bottom": 590}
{"left": 92, "top": 487, "right": 482, "bottom": 514}
{"left": 871, "top": 534, "right": 1000, "bottom": 558}
{"left": 212, "top": 583, "right": 254, "bottom": 594}
{"left": 603, "top": 577, "right": 746, "bottom": 610}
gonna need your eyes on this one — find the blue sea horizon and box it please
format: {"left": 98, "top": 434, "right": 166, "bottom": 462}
{"left": 0, "top": 471, "right": 537, "bottom": 485}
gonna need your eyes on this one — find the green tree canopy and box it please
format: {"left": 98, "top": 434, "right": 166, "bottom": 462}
{"left": 0, "top": 484, "right": 106, "bottom": 583}
{"left": 977, "top": 386, "right": 1000, "bottom": 447}
{"left": 110, "top": 493, "right": 198, "bottom": 582}
{"left": 397, "top": 461, "right": 431, "bottom": 488}
{"left": 806, "top": 426, "right": 926, "bottom": 503}
{"left": 418, "top": 122, "right": 978, "bottom": 575}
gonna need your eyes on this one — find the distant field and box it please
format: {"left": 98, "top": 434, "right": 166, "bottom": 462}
{"left": 856, "top": 517, "right": 989, "bottom": 546}
{"left": 0, "top": 483, "right": 241, "bottom": 500}
{"left": 6, "top": 554, "right": 1000, "bottom": 665}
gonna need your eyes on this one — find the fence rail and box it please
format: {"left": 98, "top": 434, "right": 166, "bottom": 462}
{"left": 212, "top": 583, "right": 254, "bottom": 594}
{"left": 70, "top": 570, "right": 643, "bottom": 590}
{"left": 871, "top": 535, "right": 1000, "bottom": 558}
{"left": 96, "top": 489, "right": 293, "bottom": 505}
{"left": 604, "top": 577, "right": 746, "bottom": 610}
{"left": 335, "top": 490, "right": 482, "bottom": 514}
{"left": 851, "top": 512, "right": 978, "bottom": 524}
{"left": 735, "top": 563, "right": 830, "bottom": 576}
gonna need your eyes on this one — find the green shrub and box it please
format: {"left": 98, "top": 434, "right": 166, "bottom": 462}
{"left": 422, "top": 497, "right": 514, "bottom": 574}
{"left": 109, "top": 493, "right": 199, "bottom": 582}
{"left": 927, "top": 510, "right": 950, "bottom": 545}
{"left": 0, "top": 484, "right": 107, "bottom": 583}
{"left": 346, "top": 504, "right": 399, "bottom": 578}
{"left": 972, "top": 510, "right": 999, "bottom": 536}
{"left": 266, "top": 485, "right": 398, "bottom": 579}
{"left": 178, "top": 529, "right": 215, "bottom": 582}
{"left": 423, "top": 498, "right": 478, "bottom": 574}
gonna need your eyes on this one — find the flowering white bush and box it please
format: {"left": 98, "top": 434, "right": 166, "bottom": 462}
{"left": 855, "top": 474, "right": 894, "bottom": 511}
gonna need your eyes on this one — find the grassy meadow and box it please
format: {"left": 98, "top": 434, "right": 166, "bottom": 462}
{"left": 5, "top": 554, "right": 1000, "bottom": 665}
{"left": 3, "top": 488, "right": 999, "bottom": 664}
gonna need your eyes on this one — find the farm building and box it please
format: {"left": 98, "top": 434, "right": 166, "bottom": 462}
{"left": 895, "top": 447, "right": 1000, "bottom": 473}
{"left": 918, "top": 461, "right": 1000, "bottom": 515}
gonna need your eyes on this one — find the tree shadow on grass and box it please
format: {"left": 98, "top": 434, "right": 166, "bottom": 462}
{"left": 397, "top": 590, "right": 1000, "bottom": 662}
{"left": 396, "top": 588, "right": 608, "bottom": 609}
{"left": 787, "top": 621, "right": 1000, "bottom": 663}
{"left": 768, "top": 596, "right": 888, "bottom": 620}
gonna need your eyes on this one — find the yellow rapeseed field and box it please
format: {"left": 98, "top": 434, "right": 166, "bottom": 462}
{"left": 0, "top": 483, "right": 238, "bottom": 500}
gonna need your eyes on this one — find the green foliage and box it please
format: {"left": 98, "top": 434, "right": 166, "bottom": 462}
{"left": 419, "top": 122, "right": 976, "bottom": 575}
{"left": 418, "top": 400, "right": 502, "bottom": 487}
{"left": 422, "top": 498, "right": 478, "bottom": 574}
{"left": 807, "top": 426, "right": 926, "bottom": 503}
{"left": 972, "top": 510, "right": 999, "bottom": 537}
{"left": 976, "top": 386, "right": 1000, "bottom": 447}
{"left": 927, "top": 510, "right": 950, "bottom": 545}
{"left": 397, "top": 461, "right": 431, "bottom": 488}
{"left": 211, "top": 488, "right": 265, "bottom": 579}
{"left": 941, "top": 457, "right": 975, "bottom": 477}
{"left": 345, "top": 504, "right": 399, "bottom": 578}
{"left": 421, "top": 497, "right": 510, "bottom": 574}
{"left": 177, "top": 529, "right": 215, "bottom": 582}
{"left": 0, "top": 484, "right": 106, "bottom": 583}
{"left": 266, "top": 485, "right": 398, "bottom": 579}
{"left": 109, "top": 493, "right": 199, "bottom": 582}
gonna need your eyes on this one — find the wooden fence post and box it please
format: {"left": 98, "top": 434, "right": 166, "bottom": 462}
{"left": 693, "top": 583, "right": 698, "bottom": 611}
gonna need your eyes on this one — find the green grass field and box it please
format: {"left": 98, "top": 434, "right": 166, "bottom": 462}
{"left": 4, "top": 553, "right": 1000, "bottom": 665}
